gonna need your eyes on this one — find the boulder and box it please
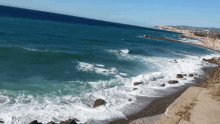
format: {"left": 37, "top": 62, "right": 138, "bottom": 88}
{"left": 183, "top": 78, "right": 186, "bottom": 80}
{"left": 29, "top": 120, "right": 42, "bottom": 124}
{"left": 128, "top": 98, "right": 132, "bottom": 102}
{"left": 189, "top": 74, "right": 193, "bottom": 77}
{"left": 0, "top": 121, "right": 4, "bottom": 123}
{"left": 174, "top": 60, "right": 177, "bottom": 63}
{"left": 212, "top": 57, "right": 218, "bottom": 61}
{"left": 133, "top": 88, "right": 137, "bottom": 91}
{"left": 168, "top": 80, "right": 179, "bottom": 84}
{"left": 60, "top": 119, "right": 78, "bottom": 124}
{"left": 160, "top": 84, "right": 165, "bottom": 87}
{"left": 183, "top": 74, "right": 187, "bottom": 76}
{"left": 134, "top": 82, "right": 142, "bottom": 86}
{"left": 203, "top": 58, "right": 208, "bottom": 61}
{"left": 203, "top": 58, "right": 219, "bottom": 64}
{"left": 93, "top": 99, "right": 105, "bottom": 108}
{"left": 176, "top": 74, "right": 183, "bottom": 78}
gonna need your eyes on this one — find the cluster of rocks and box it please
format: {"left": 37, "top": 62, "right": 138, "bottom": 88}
{"left": 202, "top": 57, "right": 220, "bottom": 65}
{"left": 159, "top": 73, "right": 195, "bottom": 87}
{"left": 132, "top": 82, "right": 143, "bottom": 91}
{"left": 193, "top": 31, "right": 220, "bottom": 39}
{"left": 143, "top": 35, "right": 181, "bottom": 43}
{"left": 28, "top": 119, "right": 78, "bottom": 124}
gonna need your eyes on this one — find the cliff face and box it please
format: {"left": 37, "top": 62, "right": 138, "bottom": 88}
{"left": 155, "top": 26, "right": 192, "bottom": 33}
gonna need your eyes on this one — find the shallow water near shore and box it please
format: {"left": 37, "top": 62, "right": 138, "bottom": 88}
{"left": 0, "top": 13, "right": 219, "bottom": 124}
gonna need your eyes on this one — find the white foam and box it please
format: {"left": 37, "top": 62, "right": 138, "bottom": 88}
{"left": 95, "top": 64, "right": 105, "bottom": 67}
{"left": 120, "top": 49, "right": 129, "bottom": 54}
{"left": 77, "top": 62, "right": 95, "bottom": 72}
{"left": 179, "top": 38, "right": 203, "bottom": 44}
{"left": 119, "top": 73, "right": 127, "bottom": 76}
{"left": 77, "top": 62, "right": 119, "bottom": 76}
{"left": 1, "top": 52, "right": 220, "bottom": 124}
{"left": 106, "top": 49, "right": 145, "bottom": 63}
{"left": 22, "top": 47, "right": 38, "bottom": 52}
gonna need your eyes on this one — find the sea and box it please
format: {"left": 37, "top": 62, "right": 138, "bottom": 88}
{"left": 0, "top": 5, "right": 219, "bottom": 124}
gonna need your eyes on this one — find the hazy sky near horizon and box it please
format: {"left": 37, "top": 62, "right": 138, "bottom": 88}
{"left": 0, "top": 0, "right": 220, "bottom": 28}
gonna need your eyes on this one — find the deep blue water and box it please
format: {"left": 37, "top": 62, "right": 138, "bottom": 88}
{"left": 0, "top": 5, "right": 214, "bottom": 124}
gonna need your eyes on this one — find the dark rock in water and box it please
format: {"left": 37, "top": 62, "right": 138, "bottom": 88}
{"left": 143, "top": 35, "right": 182, "bottom": 43}
{"left": 160, "top": 84, "right": 165, "bottom": 87}
{"left": 203, "top": 58, "right": 208, "bottom": 61}
{"left": 176, "top": 74, "right": 183, "bottom": 79}
{"left": 183, "top": 78, "right": 186, "bottom": 80}
{"left": 128, "top": 98, "right": 132, "bottom": 102}
{"left": 134, "top": 82, "right": 142, "bottom": 86}
{"left": 93, "top": 99, "right": 105, "bottom": 108}
{"left": 29, "top": 120, "right": 42, "bottom": 124}
{"left": 0, "top": 121, "right": 4, "bottom": 123}
{"left": 189, "top": 74, "right": 194, "bottom": 77}
{"left": 133, "top": 88, "right": 137, "bottom": 91}
{"left": 183, "top": 74, "right": 187, "bottom": 76}
{"left": 60, "top": 119, "right": 78, "bottom": 124}
{"left": 203, "top": 57, "right": 219, "bottom": 64}
{"left": 168, "top": 80, "right": 179, "bottom": 84}
{"left": 47, "top": 121, "right": 56, "bottom": 124}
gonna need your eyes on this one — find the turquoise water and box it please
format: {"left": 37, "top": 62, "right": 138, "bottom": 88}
{"left": 0, "top": 16, "right": 214, "bottom": 124}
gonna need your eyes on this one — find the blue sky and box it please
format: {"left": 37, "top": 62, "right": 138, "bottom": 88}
{"left": 1, "top": 0, "right": 220, "bottom": 28}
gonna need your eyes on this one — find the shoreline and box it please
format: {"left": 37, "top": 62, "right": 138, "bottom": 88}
{"left": 105, "top": 30, "right": 220, "bottom": 124}
{"left": 26, "top": 28, "right": 220, "bottom": 124}
{"left": 154, "top": 26, "right": 220, "bottom": 52}
{"left": 105, "top": 66, "right": 216, "bottom": 124}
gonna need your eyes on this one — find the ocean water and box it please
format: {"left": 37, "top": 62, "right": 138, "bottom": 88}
{"left": 0, "top": 6, "right": 219, "bottom": 124}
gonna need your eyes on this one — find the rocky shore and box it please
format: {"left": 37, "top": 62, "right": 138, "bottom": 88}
{"left": 155, "top": 63, "right": 220, "bottom": 124}
{"left": 106, "top": 27, "right": 220, "bottom": 124}
{"left": 9, "top": 58, "right": 217, "bottom": 124}
{"left": 154, "top": 25, "right": 220, "bottom": 52}
{"left": 107, "top": 56, "right": 220, "bottom": 124}
{"left": 3, "top": 26, "right": 219, "bottom": 124}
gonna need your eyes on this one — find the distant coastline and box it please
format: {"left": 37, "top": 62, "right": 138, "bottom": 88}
{"left": 154, "top": 25, "right": 220, "bottom": 52}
